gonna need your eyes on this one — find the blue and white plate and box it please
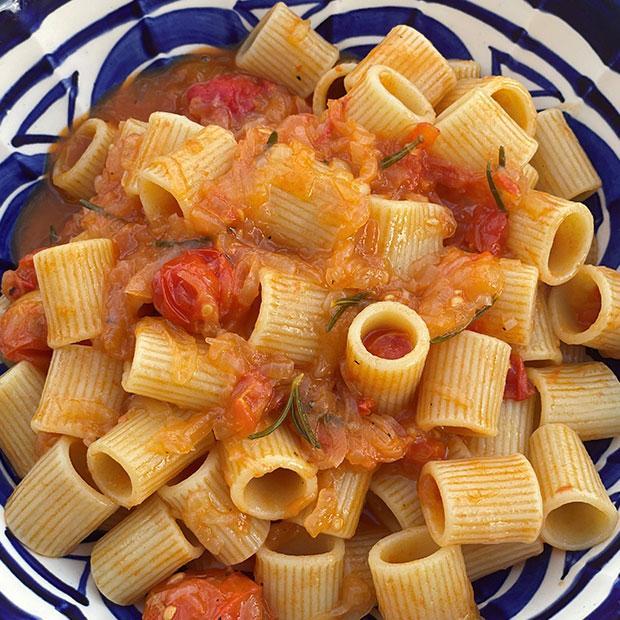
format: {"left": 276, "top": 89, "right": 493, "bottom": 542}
{"left": 0, "top": 1, "right": 618, "bottom": 618}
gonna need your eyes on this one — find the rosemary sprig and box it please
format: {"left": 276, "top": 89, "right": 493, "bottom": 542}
{"left": 486, "top": 161, "right": 507, "bottom": 212}
{"left": 326, "top": 291, "right": 372, "bottom": 332}
{"left": 49, "top": 225, "right": 60, "bottom": 244}
{"left": 430, "top": 297, "right": 497, "bottom": 344}
{"left": 79, "top": 199, "right": 130, "bottom": 223}
{"left": 248, "top": 374, "right": 321, "bottom": 448}
{"left": 380, "top": 135, "right": 424, "bottom": 169}
{"left": 154, "top": 237, "right": 211, "bottom": 248}
{"left": 266, "top": 131, "right": 278, "bottom": 148}
{"left": 498, "top": 144, "right": 506, "bottom": 168}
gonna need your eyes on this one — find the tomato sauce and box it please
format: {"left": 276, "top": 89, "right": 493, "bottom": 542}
{"left": 362, "top": 328, "right": 413, "bottom": 359}
{"left": 504, "top": 352, "right": 536, "bottom": 401}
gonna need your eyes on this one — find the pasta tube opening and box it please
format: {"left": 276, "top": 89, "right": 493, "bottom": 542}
{"left": 548, "top": 211, "right": 592, "bottom": 280}
{"left": 546, "top": 501, "right": 614, "bottom": 549}
{"left": 245, "top": 468, "right": 309, "bottom": 514}
{"left": 374, "top": 528, "right": 438, "bottom": 564}
{"left": 87, "top": 451, "right": 133, "bottom": 498}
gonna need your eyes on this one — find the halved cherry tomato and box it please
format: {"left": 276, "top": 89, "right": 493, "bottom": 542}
{"left": 152, "top": 249, "right": 233, "bottom": 335}
{"left": 143, "top": 570, "right": 273, "bottom": 620}
{"left": 362, "top": 328, "right": 413, "bottom": 360}
{"left": 2, "top": 250, "right": 42, "bottom": 301}
{"left": 224, "top": 370, "right": 276, "bottom": 437}
{"left": 504, "top": 352, "right": 536, "bottom": 401}
{"left": 0, "top": 292, "right": 51, "bottom": 370}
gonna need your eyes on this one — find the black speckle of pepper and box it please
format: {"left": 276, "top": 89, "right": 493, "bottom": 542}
{"left": 354, "top": 360, "right": 360, "bottom": 365}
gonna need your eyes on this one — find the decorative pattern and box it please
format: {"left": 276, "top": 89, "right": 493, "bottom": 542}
{"left": 0, "top": 1, "right": 618, "bottom": 618}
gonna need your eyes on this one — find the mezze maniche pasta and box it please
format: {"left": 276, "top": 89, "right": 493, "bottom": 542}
{"left": 0, "top": 3, "right": 616, "bottom": 619}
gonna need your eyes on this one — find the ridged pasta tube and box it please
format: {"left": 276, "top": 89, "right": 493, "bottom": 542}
{"left": 345, "top": 301, "right": 430, "bottom": 415}
{"left": 158, "top": 449, "right": 269, "bottom": 565}
{"left": 236, "top": 2, "right": 339, "bottom": 98}
{"left": 0, "top": 362, "right": 44, "bottom": 478}
{"left": 447, "top": 59, "right": 481, "bottom": 79}
{"left": 87, "top": 397, "right": 214, "bottom": 508}
{"left": 34, "top": 238, "right": 116, "bottom": 347}
{"left": 5, "top": 436, "right": 117, "bottom": 557}
{"left": 312, "top": 62, "right": 357, "bottom": 115}
{"left": 31, "top": 345, "right": 125, "bottom": 441}
{"left": 122, "top": 317, "right": 236, "bottom": 409}
{"left": 255, "top": 525, "right": 345, "bottom": 620}
{"left": 506, "top": 190, "right": 593, "bottom": 286}
{"left": 415, "top": 330, "right": 511, "bottom": 436}
{"left": 529, "top": 423, "right": 617, "bottom": 550}
{"left": 368, "top": 526, "right": 479, "bottom": 620}
{"left": 462, "top": 540, "right": 544, "bottom": 582}
{"left": 521, "top": 163, "right": 539, "bottom": 189}
{"left": 369, "top": 197, "right": 455, "bottom": 278}
{"left": 432, "top": 88, "right": 538, "bottom": 170}
{"left": 139, "top": 125, "right": 237, "bottom": 221}
{"left": 122, "top": 111, "right": 203, "bottom": 196}
{"left": 345, "top": 25, "right": 456, "bottom": 106}
{"left": 368, "top": 469, "right": 425, "bottom": 530}
{"left": 419, "top": 454, "right": 543, "bottom": 545}
{"left": 249, "top": 269, "right": 328, "bottom": 365}
{"left": 548, "top": 264, "right": 620, "bottom": 358}
{"left": 531, "top": 108, "right": 602, "bottom": 200}
{"left": 221, "top": 424, "right": 318, "bottom": 520}
{"left": 346, "top": 65, "right": 435, "bottom": 138}
{"left": 52, "top": 118, "right": 115, "bottom": 198}
{"left": 472, "top": 258, "right": 539, "bottom": 346}
{"left": 526, "top": 362, "right": 620, "bottom": 440}
{"left": 91, "top": 495, "right": 203, "bottom": 604}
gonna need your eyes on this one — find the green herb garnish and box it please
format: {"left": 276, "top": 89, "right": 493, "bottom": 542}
{"left": 266, "top": 131, "right": 278, "bottom": 148}
{"left": 380, "top": 136, "right": 424, "bottom": 169}
{"left": 154, "top": 237, "right": 211, "bottom": 249}
{"left": 430, "top": 297, "right": 497, "bottom": 344}
{"left": 326, "top": 291, "right": 372, "bottom": 332}
{"left": 79, "top": 199, "right": 130, "bottom": 223}
{"left": 49, "top": 225, "right": 60, "bottom": 244}
{"left": 486, "top": 161, "right": 507, "bottom": 212}
{"left": 249, "top": 374, "right": 321, "bottom": 448}
{"left": 498, "top": 144, "right": 506, "bottom": 168}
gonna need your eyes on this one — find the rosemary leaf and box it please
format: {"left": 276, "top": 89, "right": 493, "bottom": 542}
{"left": 380, "top": 136, "right": 424, "bottom": 170}
{"left": 430, "top": 297, "right": 497, "bottom": 344}
{"left": 326, "top": 291, "right": 372, "bottom": 332}
{"left": 486, "top": 161, "right": 507, "bottom": 212}
{"left": 266, "top": 131, "right": 278, "bottom": 147}
{"left": 291, "top": 380, "right": 321, "bottom": 449}
{"left": 498, "top": 144, "right": 506, "bottom": 168}
{"left": 248, "top": 384, "right": 295, "bottom": 439}
{"left": 49, "top": 225, "right": 60, "bottom": 244}
{"left": 154, "top": 237, "right": 211, "bottom": 249}
{"left": 79, "top": 199, "right": 130, "bottom": 223}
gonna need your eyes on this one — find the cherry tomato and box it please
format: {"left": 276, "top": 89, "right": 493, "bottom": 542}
{"left": 0, "top": 292, "right": 51, "bottom": 370}
{"left": 403, "top": 432, "right": 448, "bottom": 466}
{"left": 575, "top": 287, "right": 601, "bottom": 330}
{"left": 143, "top": 570, "right": 273, "bottom": 620}
{"left": 362, "top": 328, "right": 413, "bottom": 360}
{"left": 152, "top": 249, "right": 233, "bottom": 335}
{"left": 225, "top": 370, "right": 276, "bottom": 437}
{"left": 504, "top": 352, "right": 536, "bottom": 401}
{"left": 1, "top": 250, "right": 41, "bottom": 301}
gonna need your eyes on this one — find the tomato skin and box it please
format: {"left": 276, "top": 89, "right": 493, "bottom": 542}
{"left": 403, "top": 431, "right": 448, "bottom": 466}
{"left": 152, "top": 249, "right": 233, "bottom": 335}
{"left": 0, "top": 293, "right": 51, "bottom": 370}
{"left": 225, "top": 370, "right": 276, "bottom": 437}
{"left": 362, "top": 328, "right": 413, "bottom": 360}
{"left": 143, "top": 570, "right": 272, "bottom": 620}
{"left": 504, "top": 352, "right": 536, "bottom": 401}
{"left": 2, "top": 250, "right": 41, "bottom": 301}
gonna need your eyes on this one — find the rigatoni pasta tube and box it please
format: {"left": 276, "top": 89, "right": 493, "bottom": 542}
{"left": 466, "top": 396, "right": 538, "bottom": 457}
{"left": 447, "top": 59, "right": 481, "bottom": 79}
{"left": 34, "top": 238, "right": 116, "bottom": 347}
{"left": 249, "top": 269, "right": 328, "bottom": 366}
{"left": 532, "top": 108, "right": 602, "bottom": 200}
{"left": 514, "top": 284, "right": 562, "bottom": 365}
{"left": 522, "top": 163, "right": 539, "bottom": 190}
{"left": 87, "top": 397, "right": 214, "bottom": 508}
{"left": 345, "top": 25, "right": 456, "bottom": 106}
{"left": 462, "top": 540, "right": 544, "bottom": 582}
{"left": 31, "top": 345, "right": 125, "bottom": 442}
{"left": 548, "top": 264, "right": 620, "bottom": 358}
{"left": 122, "top": 317, "right": 236, "bottom": 409}
{"left": 158, "top": 449, "right": 269, "bottom": 565}
{"left": 369, "top": 197, "right": 455, "bottom": 278}
{"left": 122, "top": 111, "right": 203, "bottom": 195}
{"left": 529, "top": 423, "right": 617, "bottom": 550}
{"left": 255, "top": 524, "right": 345, "bottom": 620}
{"left": 346, "top": 65, "right": 435, "bottom": 138}
{"left": 52, "top": 117, "right": 115, "bottom": 198}
{"left": 5, "top": 436, "right": 117, "bottom": 557}
{"left": 368, "top": 526, "right": 479, "bottom": 620}
{"left": 139, "top": 124, "right": 236, "bottom": 221}
{"left": 222, "top": 424, "right": 318, "bottom": 520}
{"left": 506, "top": 190, "right": 593, "bottom": 286}
{"left": 312, "top": 62, "right": 356, "bottom": 115}
{"left": 290, "top": 464, "right": 371, "bottom": 539}
{"left": 345, "top": 301, "right": 430, "bottom": 415}
{"left": 418, "top": 454, "right": 543, "bottom": 546}
{"left": 368, "top": 469, "right": 425, "bottom": 530}
{"left": 415, "top": 330, "right": 511, "bottom": 435}
{"left": 0, "top": 362, "right": 44, "bottom": 478}
{"left": 236, "top": 2, "right": 338, "bottom": 98}
{"left": 526, "top": 362, "right": 620, "bottom": 440}
{"left": 432, "top": 88, "right": 538, "bottom": 170}
{"left": 91, "top": 495, "right": 203, "bottom": 605}
{"left": 472, "top": 258, "right": 538, "bottom": 346}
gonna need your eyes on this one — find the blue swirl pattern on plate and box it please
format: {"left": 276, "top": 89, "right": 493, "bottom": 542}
{"left": 0, "top": 1, "right": 618, "bottom": 618}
